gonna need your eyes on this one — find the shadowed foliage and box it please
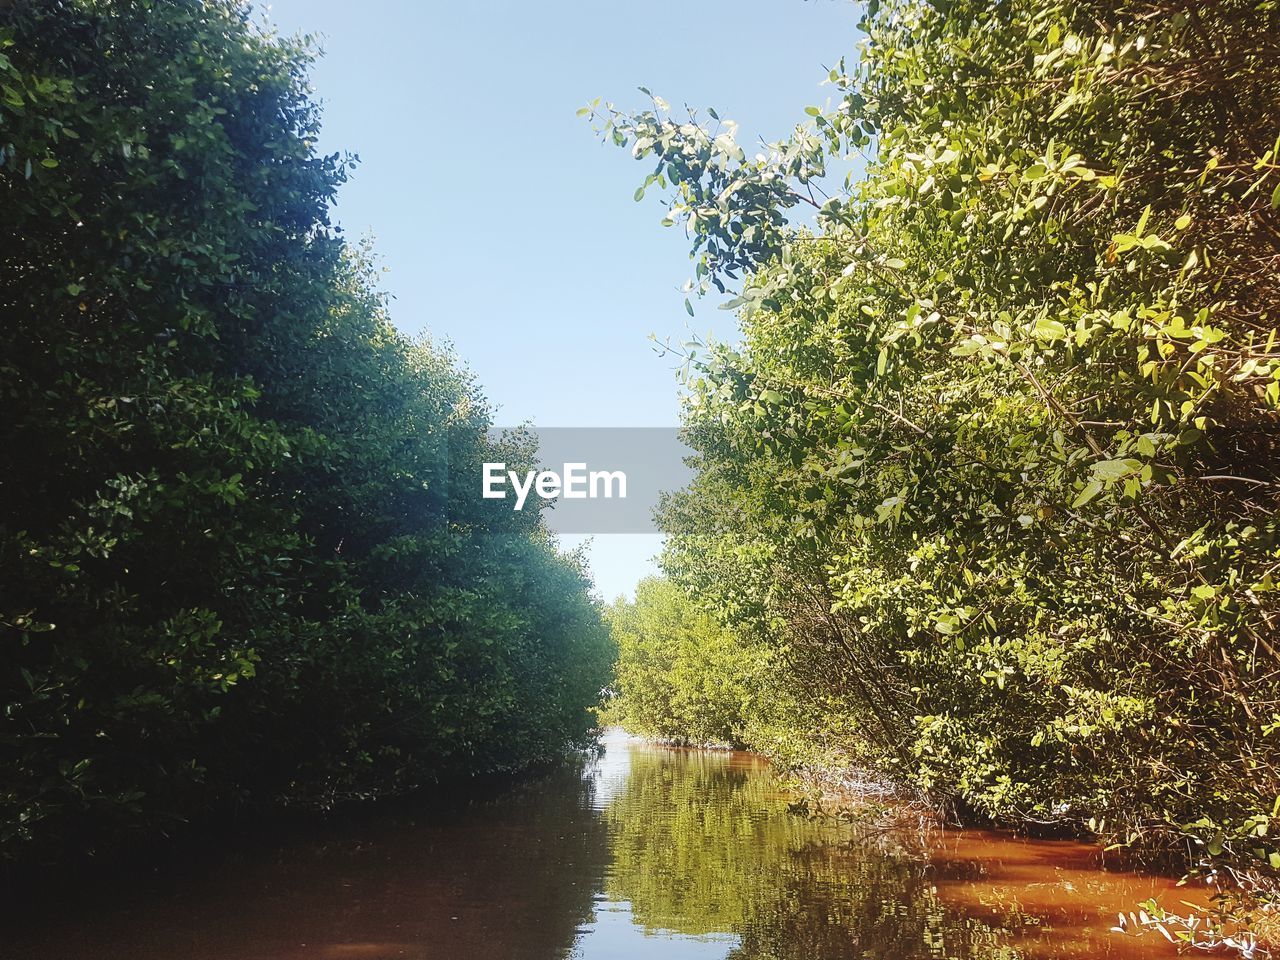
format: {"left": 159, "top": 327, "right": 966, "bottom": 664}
{"left": 0, "top": 0, "right": 613, "bottom": 865}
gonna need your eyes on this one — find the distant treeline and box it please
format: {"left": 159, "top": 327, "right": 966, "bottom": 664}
{"left": 600, "top": 0, "right": 1280, "bottom": 909}
{"left": 0, "top": 0, "right": 612, "bottom": 865}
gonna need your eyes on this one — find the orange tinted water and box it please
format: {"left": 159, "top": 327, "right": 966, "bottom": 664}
{"left": 2, "top": 730, "right": 1200, "bottom": 959}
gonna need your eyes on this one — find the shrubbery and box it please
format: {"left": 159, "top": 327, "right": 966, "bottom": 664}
{"left": 598, "top": 0, "right": 1280, "bottom": 891}
{"left": 604, "top": 577, "right": 765, "bottom": 747}
{"left": 0, "top": 0, "right": 612, "bottom": 864}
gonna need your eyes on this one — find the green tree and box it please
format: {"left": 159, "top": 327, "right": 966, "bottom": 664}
{"left": 605, "top": 577, "right": 765, "bottom": 746}
{"left": 594, "top": 0, "right": 1280, "bottom": 892}
{"left": 0, "top": 0, "right": 612, "bottom": 864}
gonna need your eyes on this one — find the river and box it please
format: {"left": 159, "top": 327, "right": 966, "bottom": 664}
{"left": 4, "top": 728, "right": 1194, "bottom": 959}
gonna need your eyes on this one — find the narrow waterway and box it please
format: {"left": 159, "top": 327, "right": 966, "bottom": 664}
{"left": 5, "top": 729, "right": 1194, "bottom": 959}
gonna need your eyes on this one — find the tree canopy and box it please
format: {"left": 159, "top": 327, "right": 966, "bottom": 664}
{"left": 0, "top": 0, "right": 613, "bottom": 865}
{"left": 596, "top": 0, "right": 1280, "bottom": 897}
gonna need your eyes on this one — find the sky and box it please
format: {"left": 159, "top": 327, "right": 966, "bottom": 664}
{"left": 259, "top": 0, "right": 862, "bottom": 600}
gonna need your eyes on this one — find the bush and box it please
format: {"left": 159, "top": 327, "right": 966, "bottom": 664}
{"left": 0, "top": 0, "right": 613, "bottom": 864}
{"left": 595, "top": 0, "right": 1280, "bottom": 884}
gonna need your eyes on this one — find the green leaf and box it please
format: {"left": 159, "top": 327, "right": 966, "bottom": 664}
{"left": 1034, "top": 317, "right": 1067, "bottom": 341}
{"left": 1091, "top": 458, "right": 1143, "bottom": 482}
{"left": 1135, "top": 204, "right": 1152, "bottom": 237}
{"left": 1072, "top": 480, "right": 1103, "bottom": 508}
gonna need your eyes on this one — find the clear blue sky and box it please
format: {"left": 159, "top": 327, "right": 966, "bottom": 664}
{"left": 259, "top": 0, "right": 862, "bottom": 600}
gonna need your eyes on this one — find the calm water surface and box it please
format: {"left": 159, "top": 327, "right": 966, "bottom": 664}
{"left": 5, "top": 729, "right": 1196, "bottom": 959}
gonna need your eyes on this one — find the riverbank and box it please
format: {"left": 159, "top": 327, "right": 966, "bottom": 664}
{"left": 771, "top": 750, "right": 1274, "bottom": 959}
{"left": 614, "top": 727, "right": 1278, "bottom": 958}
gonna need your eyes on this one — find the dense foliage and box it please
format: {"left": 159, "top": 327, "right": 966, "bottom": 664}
{"left": 0, "top": 0, "right": 612, "bottom": 864}
{"left": 603, "top": 577, "right": 766, "bottom": 747}
{"left": 596, "top": 0, "right": 1280, "bottom": 887}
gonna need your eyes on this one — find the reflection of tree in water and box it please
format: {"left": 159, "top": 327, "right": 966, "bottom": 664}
{"left": 603, "top": 748, "right": 819, "bottom": 934}
{"left": 261, "top": 759, "right": 615, "bottom": 960}
{"left": 603, "top": 747, "right": 1021, "bottom": 960}
{"left": 6, "top": 758, "right": 611, "bottom": 960}
{"left": 726, "top": 841, "right": 1023, "bottom": 960}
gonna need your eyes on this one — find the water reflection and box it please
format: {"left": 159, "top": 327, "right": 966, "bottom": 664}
{"left": 590, "top": 731, "right": 1194, "bottom": 959}
{"left": 3, "top": 763, "right": 608, "bottom": 960}
{"left": 2, "top": 730, "right": 1190, "bottom": 960}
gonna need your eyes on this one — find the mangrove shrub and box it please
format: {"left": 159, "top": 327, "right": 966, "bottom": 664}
{"left": 0, "top": 0, "right": 613, "bottom": 864}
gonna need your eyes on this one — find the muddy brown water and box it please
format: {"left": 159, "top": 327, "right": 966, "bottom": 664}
{"left": 4, "top": 729, "right": 1201, "bottom": 959}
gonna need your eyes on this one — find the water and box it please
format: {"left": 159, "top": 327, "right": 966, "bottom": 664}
{"left": 4, "top": 729, "right": 1194, "bottom": 959}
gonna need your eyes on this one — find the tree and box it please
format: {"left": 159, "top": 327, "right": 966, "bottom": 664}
{"left": 605, "top": 577, "right": 765, "bottom": 746}
{"left": 594, "top": 0, "right": 1280, "bottom": 893}
{"left": 0, "top": 0, "right": 613, "bottom": 865}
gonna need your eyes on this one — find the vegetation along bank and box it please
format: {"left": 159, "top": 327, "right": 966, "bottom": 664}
{"left": 0, "top": 0, "right": 614, "bottom": 868}
{"left": 598, "top": 0, "right": 1280, "bottom": 943}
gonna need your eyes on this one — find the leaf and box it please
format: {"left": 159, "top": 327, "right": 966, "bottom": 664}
{"left": 1034, "top": 317, "right": 1067, "bottom": 341}
{"left": 1048, "top": 91, "right": 1080, "bottom": 122}
{"left": 1174, "top": 213, "right": 1191, "bottom": 230}
{"left": 1072, "top": 480, "right": 1103, "bottom": 508}
{"left": 1091, "top": 458, "right": 1143, "bottom": 482}
{"left": 1208, "top": 831, "right": 1225, "bottom": 856}
{"left": 1135, "top": 204, "right": 1152, "bottom": 237}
